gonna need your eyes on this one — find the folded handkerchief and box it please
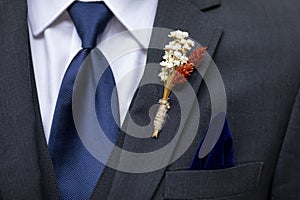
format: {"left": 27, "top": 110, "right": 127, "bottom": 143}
{"left": 190, "top": 115, "right": 234, "bottom": 170}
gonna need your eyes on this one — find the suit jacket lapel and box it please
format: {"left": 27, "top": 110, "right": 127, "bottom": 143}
{"left": 0, "top": 1, "right": 59, "bottom": 199}
{"left": 92, "top": 0, "right": 223, "bottom": 199}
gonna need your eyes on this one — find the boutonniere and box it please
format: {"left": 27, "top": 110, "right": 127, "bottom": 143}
{"left": 152, "top": 30, "right": 207, "bottom": 138}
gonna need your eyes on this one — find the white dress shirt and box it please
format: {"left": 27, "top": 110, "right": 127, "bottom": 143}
{"left": 27, "top": 0, "right": 158, "bottom": 142}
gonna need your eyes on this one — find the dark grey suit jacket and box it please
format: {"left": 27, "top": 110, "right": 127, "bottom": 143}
{"left": 0, "top": 0, "right": 299, "bottom": 199}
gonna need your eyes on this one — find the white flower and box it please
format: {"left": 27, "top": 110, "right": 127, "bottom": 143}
{"left": 173, "top": 51, "right": 182, "bottom": 58}
{"left": 182, "top": 31, "right": 189, "bottom": 38}
{"left": 187, "top": 39, "right": 195, "bottom": 46}
{"left": 159, "top": 30, "right": 195, "bottom": 82}
{"left": 158, "top": 67, "right": 174, "bottom": 81}
{"left": 160, "top": 61, "right": 168, "bottom": 67}
{"left": 165, "top": 44, "right": 172, "bottom": 50}
{"left": 168, "top": 30, "right": 189, "bottom": 40}
{"left": 183, "top": 43, "right": 192, "bottom": 51}
{"left": 162, "top": 54, "right": 168, "bottom": 60}
{"left": 173, "top": 60, "right": 180, "bottom": 66}
{"left": 158, "top": 71, "right": 168, "bottom": 81}
{"left": 181, "top": 55, "right": 189, "bottom": 62}
{"left": 173, "top": 43, "right": 182, "bottom": 50}
{"left": 166, "top": 62, "right": 174, "bottom": 68}
{"left": 169, "top": 41, "right": 176, "bottom": 46}
{"left": 180, "top": 39, "right": 187, "bottom": 44}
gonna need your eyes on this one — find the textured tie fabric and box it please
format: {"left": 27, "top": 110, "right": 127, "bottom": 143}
{"left": 48, "top": 2, "right": 119, "bottom": 199}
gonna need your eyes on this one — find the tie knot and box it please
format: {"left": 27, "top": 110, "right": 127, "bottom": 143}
{"left": 68, "top": 2, "right": 113, "bottom": 49}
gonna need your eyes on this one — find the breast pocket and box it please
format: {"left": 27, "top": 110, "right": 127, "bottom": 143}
{"left": 164, "top": 162, "right": 264, "bottom": 200}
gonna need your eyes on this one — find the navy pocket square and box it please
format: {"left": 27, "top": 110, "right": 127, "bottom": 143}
{"left": 190, "top": 114, "right": 234, "bottom": 170}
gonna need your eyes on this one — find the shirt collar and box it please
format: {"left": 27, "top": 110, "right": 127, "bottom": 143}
{"left": 28, "top": 0, "right": 158, "bottom": 47}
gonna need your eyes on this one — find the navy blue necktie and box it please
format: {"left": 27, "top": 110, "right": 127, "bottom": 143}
{"left": 48, "top": 2, "right": 119, "bottom": 199}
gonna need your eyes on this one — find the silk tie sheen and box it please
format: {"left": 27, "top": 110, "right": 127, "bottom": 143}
{"left": 48, "top": 2, "right": 118, "bottom": 199}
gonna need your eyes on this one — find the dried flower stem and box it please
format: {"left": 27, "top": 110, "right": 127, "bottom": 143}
{"left": 152, "top": 99, "right": 170, "bottom": 138}
{"left": 152, "top": 74, "right": 174, "bottom": 138}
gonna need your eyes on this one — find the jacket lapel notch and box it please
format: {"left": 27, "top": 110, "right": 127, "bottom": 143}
{"left": 188, "top": 0, "right": 222, "bottom": 11}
